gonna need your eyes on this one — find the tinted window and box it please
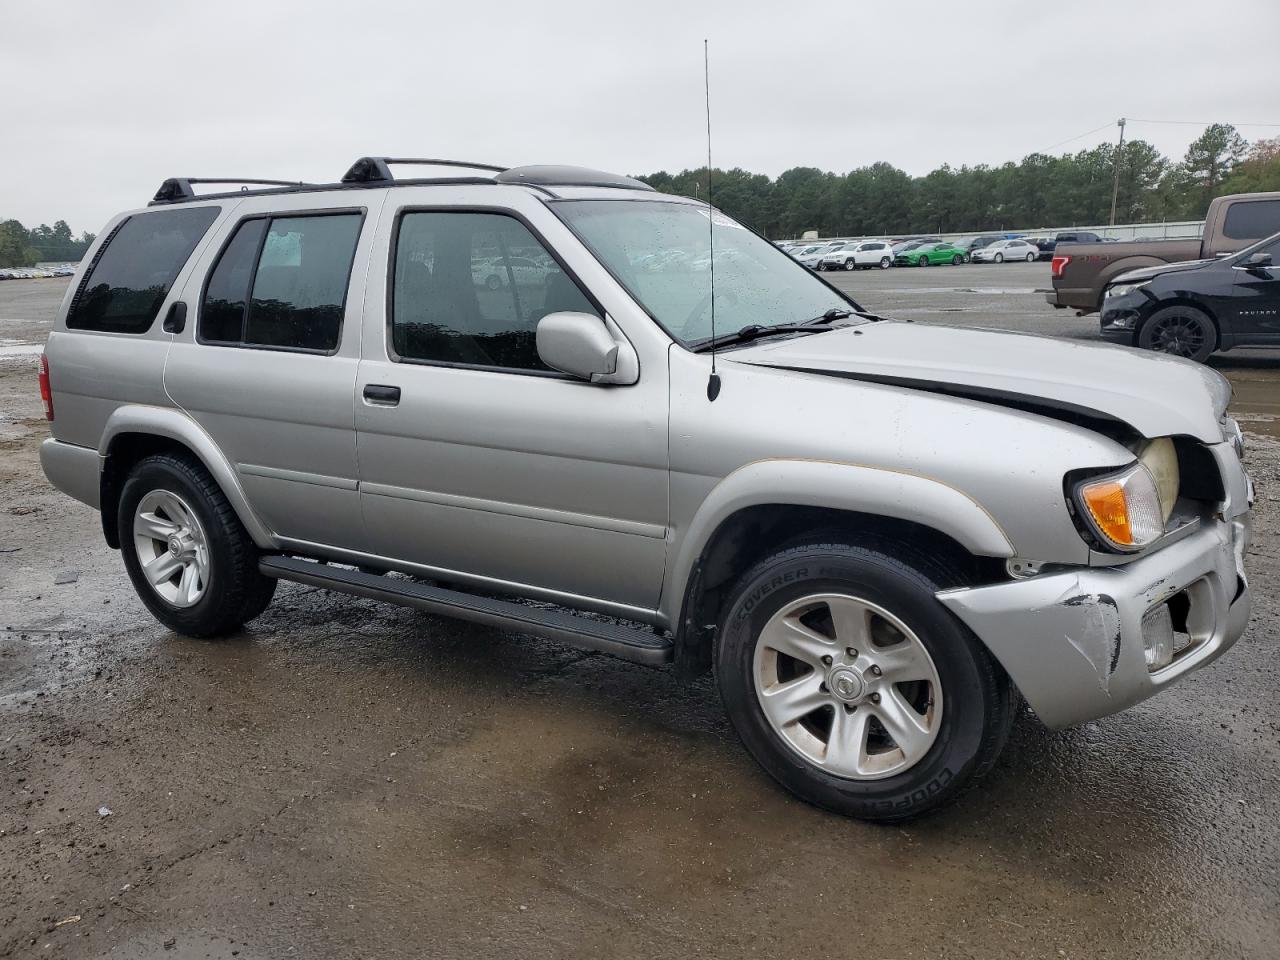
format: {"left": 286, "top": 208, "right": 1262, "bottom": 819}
{"left": 1223, "top": 200, "right": 1280, "bottom": 241}
{"left": 391, "top": 212, "right": 598, "bottom": 372}
{"left": 200, "top": 213, "right": 362, "bottom": 352}
{"left": 68, "top": 206, "right": 219, "bottom": 333}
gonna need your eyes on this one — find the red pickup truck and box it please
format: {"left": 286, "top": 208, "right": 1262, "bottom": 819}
{"left": 1047, "top": 192, "right": 1280, "bottom": 314}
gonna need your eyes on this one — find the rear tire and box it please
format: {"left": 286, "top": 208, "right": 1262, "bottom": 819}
{"left": 716, "top": 541, "right": 1013, "bottom": 822}
{"left": 952, "top": 254, "right": 963, "bottom": 265}
{"left": 879, "top": 257, "right": 891, "bottom": 269}
{"left": 119, "top": 454, "right": 277, "bottom": 637}
{"left": 1137, "top": 304, "right": 1218, "bottom": 363}
{"left": 1025, "top": 252, "right": 1035, "bottom": 262}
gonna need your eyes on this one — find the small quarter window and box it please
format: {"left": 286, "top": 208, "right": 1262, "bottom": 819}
{"left": 1222, "top": 199, "right": 1280, "bottom": 241}
{"left": 200, "top": 212, "right": 362, "bottom": 352}
{"left": 391, "top": 211, "right": 599, "bottom": 372}
{"left": 68, "top": 206, "right": 219, "bottom": 333}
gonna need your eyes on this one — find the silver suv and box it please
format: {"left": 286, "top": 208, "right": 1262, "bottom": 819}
{"left": 39, "top": 156, "right": 1253, "bottom": 821}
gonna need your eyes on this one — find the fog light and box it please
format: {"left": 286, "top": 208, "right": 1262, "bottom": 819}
{"left": 1141, "top": 603, "right": 1175, "bottom": 671}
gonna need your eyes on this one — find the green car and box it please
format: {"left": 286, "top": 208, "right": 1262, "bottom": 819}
{"left": 895, "top": 241, "right": 968, "bottom": 267}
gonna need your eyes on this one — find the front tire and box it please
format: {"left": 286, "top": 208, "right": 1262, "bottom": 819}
{"left": 993, "top": 253, "right": 1004, "bottom": 263}
{"left": 1137, "top": 304, "right": 1217, "bottom": 363}
{"left": 716, "top": 541, "right": 1013, "bottom": 822}
{"left": 844, "top": 258, "right": 857, "bottom": 271}
{"left": 119, "top": 454, "right": 276, "bottom": 637}
{"left": 917, "top": 256, "right": 928, "bottom": 267}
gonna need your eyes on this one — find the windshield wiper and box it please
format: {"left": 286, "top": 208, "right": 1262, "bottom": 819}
{"left": 691, "top": 323, "right": 833, "bottom": 353}
{"left": 802, "top": 308, "right": 854, "bottom": 324}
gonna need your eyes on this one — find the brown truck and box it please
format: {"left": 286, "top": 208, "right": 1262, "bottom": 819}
{"left": 1047, "top": 191, "right": 1280, "bottom": 314}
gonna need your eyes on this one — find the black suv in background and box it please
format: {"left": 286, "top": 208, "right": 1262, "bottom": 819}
{"left": 1099, "top": 230, "right": 1280, "bottom": 362}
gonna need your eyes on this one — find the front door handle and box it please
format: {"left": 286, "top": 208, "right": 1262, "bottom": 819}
{"left": 162, "top": 301, "right": 187, "bottom": 334}
{"left": 363, "top": 384, "right": 401, "bottom": 406}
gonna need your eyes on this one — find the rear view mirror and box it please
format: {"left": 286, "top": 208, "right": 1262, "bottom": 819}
{"left": 536, "top": 312, "right": 620, "bottom": 382}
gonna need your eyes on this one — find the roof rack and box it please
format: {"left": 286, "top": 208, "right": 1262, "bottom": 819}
{"left": 341, "top": 156, "right": 507, "bottom": 184}
{"left": 152, "top": 177, "right": 307, "bottom": 203}
{"left": 149, "top": 157, "right": 656, "bottom": 206}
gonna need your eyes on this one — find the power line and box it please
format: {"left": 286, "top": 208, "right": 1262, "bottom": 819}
{"left": 1042, "top": 122, "right": 1116, "bottom": 153}
{"left": 1127, "top": 118, "right": 1280, "bottom": 128}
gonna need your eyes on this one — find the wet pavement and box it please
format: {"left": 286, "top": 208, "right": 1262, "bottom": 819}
{"left": 2, "top": 274, "right": 1278, "bottom": 958}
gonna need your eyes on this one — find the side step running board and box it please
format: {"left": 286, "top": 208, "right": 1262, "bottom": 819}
{"left": 259, "top": 555, "right": 673, "bottom": 666}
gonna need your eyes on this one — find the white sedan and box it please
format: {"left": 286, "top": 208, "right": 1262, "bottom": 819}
{"left": 819, "top": 239, "right": 895, "bottom": 271}
{"left": 970, "top": 238, "right": 1039, "bottom": 263}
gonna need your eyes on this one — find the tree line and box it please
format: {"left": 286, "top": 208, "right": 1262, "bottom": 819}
{"left": 0, "top": 219, "right": 96, "bottom": 268}
{"left": 637, "top": 124, "right": 1280, "bottom": 239}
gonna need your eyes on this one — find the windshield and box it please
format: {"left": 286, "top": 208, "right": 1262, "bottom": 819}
{"left": 554, "top": 199, "right": 856, "bottom": 346}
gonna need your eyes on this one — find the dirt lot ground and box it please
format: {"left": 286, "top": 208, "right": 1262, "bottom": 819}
{"left": 2, "top": 268, "right": 1278, "bottom": 959}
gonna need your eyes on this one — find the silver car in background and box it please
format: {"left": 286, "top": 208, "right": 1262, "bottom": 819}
{"left": 39, "top": 156, "right": 1252, "bottom": 822}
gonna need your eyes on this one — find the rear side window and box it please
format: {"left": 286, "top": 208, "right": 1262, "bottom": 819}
{"left": 200, "top": 212, "right": 363, "bottom": 352}
{"left": 1222, "top": 199, "right": 1280, "bottom": 241}
{"left": 67, "top": 206, "right": 219, "bottom": 333}
{"left": 390, "top": 211, "right": 599, "bottom": 373}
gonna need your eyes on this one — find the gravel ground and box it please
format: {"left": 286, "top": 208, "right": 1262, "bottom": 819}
{"left": 1, "top": 273, "right": 1277, "bottom": 959}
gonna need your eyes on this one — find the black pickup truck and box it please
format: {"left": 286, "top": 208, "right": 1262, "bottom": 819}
{"left": 1047, "top": 193, "right": 1280, "bottom": 314}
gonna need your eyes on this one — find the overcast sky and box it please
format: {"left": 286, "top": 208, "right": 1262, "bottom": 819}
{"left": 3, "top": 0, "right": 1278, "bottom": 233}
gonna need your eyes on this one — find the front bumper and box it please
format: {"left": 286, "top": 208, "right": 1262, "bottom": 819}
{"left": 938, "top": 515, "right": 1251, "bottom": 729}
{"left": 1098, "top": 292, "right": 1145, "bottom": 344}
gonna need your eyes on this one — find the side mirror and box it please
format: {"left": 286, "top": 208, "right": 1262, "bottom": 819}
{"left": 536, "top": 312, "right": 620, "bottom": 382}
{"left": 1241, "top": 251, "right": 1273, "bottom": 272}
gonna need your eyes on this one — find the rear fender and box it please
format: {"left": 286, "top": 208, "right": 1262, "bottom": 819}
{"left": 100, "top": 405, "right": 275, "bottom": 549}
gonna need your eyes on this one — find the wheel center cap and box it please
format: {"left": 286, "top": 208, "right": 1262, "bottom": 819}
{"left": 168, "top": 536, "right": 184, "bottom": 557}
{"left": 828, "top": 667, "right": 866, "bottom": 703}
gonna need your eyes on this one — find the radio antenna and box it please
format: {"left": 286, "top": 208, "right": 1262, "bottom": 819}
{"left": 703, "top": 38, "right": 721, "bottom": 402}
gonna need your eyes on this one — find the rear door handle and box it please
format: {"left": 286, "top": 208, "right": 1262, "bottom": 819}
{"left": 362, "top": 384, "right": 401, "bottom": 406}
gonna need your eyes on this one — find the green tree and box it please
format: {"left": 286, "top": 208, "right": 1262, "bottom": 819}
{"left": 1175, "top": 123, "right": 1248, "bottom": 216}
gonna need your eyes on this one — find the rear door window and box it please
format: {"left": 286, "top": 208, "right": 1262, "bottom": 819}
{"left": 1222, "top": 199, "right": 1280, "bottom": 241}
{"left": 199, "top": 212, "right": 363, "bottom": 352}
{"left": 67, "top": 206, "right": 220, "bottom": 333}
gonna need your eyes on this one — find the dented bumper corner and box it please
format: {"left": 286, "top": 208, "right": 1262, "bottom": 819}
{"left": 936, "top": 520, "right": 1250, "bottom": 729}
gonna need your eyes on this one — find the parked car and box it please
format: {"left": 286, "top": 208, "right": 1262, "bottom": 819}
{"left": 890, "top": 238, "right": 940, "bottom": 257}
{"left": 789, "top": 244, "right": 824, "bottom": 264}
{"left": 971, "top": 238, "right": 1038, "bottom": 263}
{"left": 961, "top": 235, "right": 1006, "bottom": 255}
{"left": 1098, "top": 230, "right": 1280, "bottom": 362}
{"left": 820, "top": 239, "right": 895, "bottom": 271}
{"left": 39, "top": 155, "right": 1253, "bottom": 822}
{"left": 1048, "top": 192, "right": 1280, "bottom": 314}
{"left": 1033, "top": 232, "right": 1103, "bottom": 262}
{"left": 895, "top": 241, "right": 968, "bottom": 267}
{"left": 797, "top": 241, "right": 846, "bottom": 269}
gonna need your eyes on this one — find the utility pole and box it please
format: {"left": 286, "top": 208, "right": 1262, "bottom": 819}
{"left": 1109, "top": 117, "right": 1127, "bottom": 226}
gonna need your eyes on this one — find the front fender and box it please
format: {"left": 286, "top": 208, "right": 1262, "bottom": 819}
{"left": 660, "top": 458, "right": 1014, "bottom": 624}
{"left": 100, "top": 405, "right": 276, "bottom": 549}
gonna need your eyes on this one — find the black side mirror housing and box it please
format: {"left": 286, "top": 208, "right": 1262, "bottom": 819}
{"left": 1242, "top": 251, "right": 1273, "bottom": 272}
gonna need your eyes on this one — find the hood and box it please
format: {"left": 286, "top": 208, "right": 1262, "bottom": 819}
{"left": 733, "top": 321, "right": 1230, "bottom": 443}
{"left": 1113, "top": 258, "right": 1216, "bottom": 285}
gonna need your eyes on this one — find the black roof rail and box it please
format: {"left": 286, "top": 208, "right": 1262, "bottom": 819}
{"left": 341, "top": 156, "right": 507, "bottom": 184}
{"left": 152, "top": 177, "right": 307, "bottom": 203}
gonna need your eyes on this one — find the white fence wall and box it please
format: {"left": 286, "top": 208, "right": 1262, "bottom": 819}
{"left": 796, "top": 220, "right": 1205, "bottom": 245}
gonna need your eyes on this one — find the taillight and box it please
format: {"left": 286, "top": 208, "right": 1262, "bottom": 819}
{"left": 38, "top": 353, "right": 54, "bottom": 421}
{"left": 1051, "top": 254, "right": 1071, "bottom": 278}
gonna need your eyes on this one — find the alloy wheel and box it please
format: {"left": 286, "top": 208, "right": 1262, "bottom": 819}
{"left": 752, "top": 593, "right": 944, "bottom": 780}
{"left": 132, "top": 489, "right": 210, "bottom": 608}
{"left": 1149, "top": 315, "right": 1208, "bottom": 359}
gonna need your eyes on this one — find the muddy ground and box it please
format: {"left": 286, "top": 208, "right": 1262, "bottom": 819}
{"left": 1, "top": 270, "right": 1278, "bottom": 959}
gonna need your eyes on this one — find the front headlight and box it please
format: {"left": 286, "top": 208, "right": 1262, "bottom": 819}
{"left": 1105, "top": 281, "right": 1149, "bottom": 298}
{"left": 1138, "top": 436, "right": 1179, "bottom": 524}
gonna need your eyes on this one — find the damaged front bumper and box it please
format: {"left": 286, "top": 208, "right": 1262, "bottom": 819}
{"left": 936, "top": 518, "right": 1251, "bottom": 729}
